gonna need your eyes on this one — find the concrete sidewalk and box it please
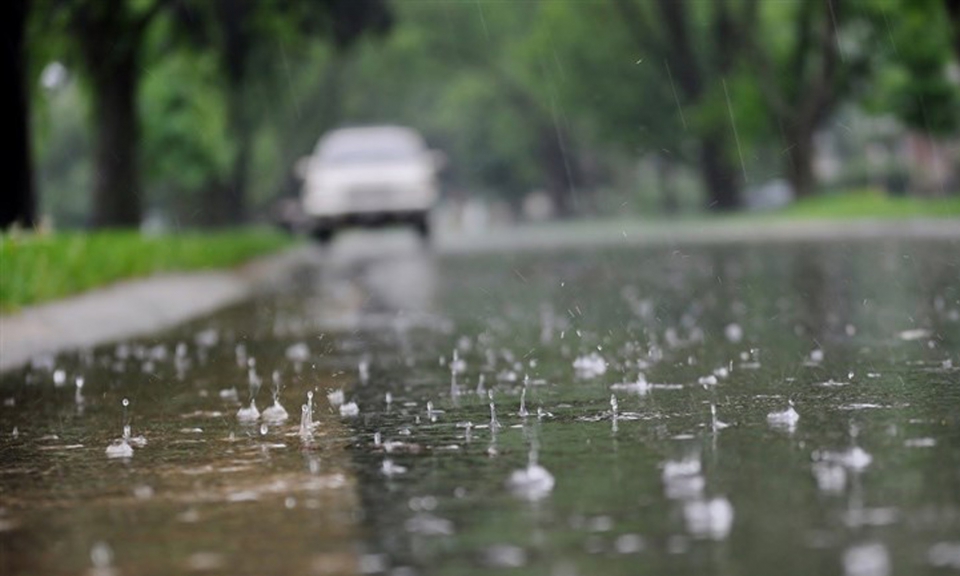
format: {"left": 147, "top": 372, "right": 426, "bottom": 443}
{"left": 0, "top": 245, "right": 316, "bottom": 373}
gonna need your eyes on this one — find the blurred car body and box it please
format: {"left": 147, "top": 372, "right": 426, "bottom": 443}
{"left": 298, "top": 125, "right": 443, "bottom": 242}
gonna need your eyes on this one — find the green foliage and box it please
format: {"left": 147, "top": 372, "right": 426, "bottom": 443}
{"left": 141, "top": 49, "right": 232, "bottom": 201}
{"left": 532, "top": 1, "right": 683, "bottom": 153}
{"left": 776, "top": 188, "right": 960, "bottom": 218}
{"left": 25, "top": 0, "right": 960, "bottom": 225}
{"left": 0, "top": 229, "right": 293, "bottom": 311}
{"left": 864, "top": 0, "right": 959, "bottom": 133}
{"left": 335, "top": 1, "right": 556, "bottom": 201}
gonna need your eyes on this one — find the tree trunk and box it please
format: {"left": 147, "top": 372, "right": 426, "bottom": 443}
{"left": 2, "top": 0, "right": 36, "bottom": 229}
{"left": 537, "top": 123, "right": 579, "bottom": 217}
{"left": 784, "top": 127, "right": 816, "bottom": 198}
{"left": 215, "top": 0, "right": 251, "bottom": 226}
{"left": 89, "top": 48, "right": 141, "bottom": 228}
{"left": 700, "top": 134, "right": 741, "bottom": 210}
{"left": 945, "top": 0, "right": 960, "bottom": 62}
{"left": 223, "top": 91, "right": 250, "bottom": 224}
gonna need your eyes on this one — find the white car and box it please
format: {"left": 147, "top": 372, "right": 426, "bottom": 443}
{"left": 297, "top": 125, "right": 443, "bottom": 242}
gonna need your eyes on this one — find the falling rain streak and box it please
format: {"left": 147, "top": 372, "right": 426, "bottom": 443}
{"left": 722, "top": 78, "right": 748, "bottom": 183}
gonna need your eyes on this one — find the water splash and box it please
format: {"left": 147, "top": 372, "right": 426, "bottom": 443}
{"left": 684, "top": 497, "right": 735, "bottom": 540}
{"left": 358, "top": 358, "right": 370, "bottom": 383}
{"left": 611, "top": 373, "right": 651, "bottom": 395}
{"left": 662, "top": 456, "right": 705, "bottom": 500}
{"left": 237, "top": 398, "right": 260, "bottom": 422}
{"left": 506, "top": 446, "right": 555, "bottom": 501}
{"left": 812, "top": 460, "right": 847, "bottom": 494}
{"left": 285, "top": 342, "right": 309, "bottom": 363}
{"left": 261, "top": 370, "right": 288, "bottom": 423}
{"left": 450, "top": 348, "right": 466, "bottom": 374}
{"left": 724, "top": 323, "right": 743, "bottom": 343}
{"left": 488, "top": 390, "right": 500, "bottom": 431}
{"left": 518, "top": 388, "right": 529, "bottom": 418}
{"left": 843, "top": 543, "right": 890, "bottom": 576}
{"left": 249, "top": 360, "right": 259, "bottom": 377}
{"left": 105, "top": 398, "right": 140, "bottom": 458}
{"left": 74, "top": 376, "right": 85, "bottom": 405}
{"left": 573, "top": 352, "right": 607, "bottom": 378}
{"left": 767, "top": 400, "right": 800, "bottom": 431}
{"left": 89, "top": 541, "right": 116, "bottom": 576}
{"left": 234, "top": 343, "right": 247, "bottom": 368}
{"left": 698, "top": 374, "right": 718, "bottom": 387}
{"left": 327, "top": 389, "right": 345, "bottom": 407}
{"left": 450, "top": 363, "right": 459, "bottom": 399}
{"left": 299, "top": 391, "right": 314, "bottom": 440}
{"left": 476, "top": 374, "right": 486, "bottom": 396}
{"left": 711, "top": 403, "right": 730, "bottom": 433}
{"left": 237, "top": 367, "right": 262, "bottom": 422}
{"left": 174, "top": 342, "right": 190, "bottom": 379}
{"left": 927, "top": 543, "right": 960, "bottom": 570}
{"left": 816, "top": 444, "right": 872, "bottom": 473}
{"left": 426, "top": 401, "right": 442, "bottom": 422}
{"left": 381, "top": 459, "right": 407, "bottom": 477}
{"left": 339, "top": 401, "right": 359, "bottom": 417}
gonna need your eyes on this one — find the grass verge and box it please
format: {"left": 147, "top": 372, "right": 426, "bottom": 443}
{"left": 1, "top": 229, "right": 295, "bottom": 312}
{"left": 775, "top": 188, "right": 960, "bottom": 219}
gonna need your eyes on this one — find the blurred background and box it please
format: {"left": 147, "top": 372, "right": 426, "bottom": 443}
{"left": 4, "top": 0, "right": 960, "bottom": 232}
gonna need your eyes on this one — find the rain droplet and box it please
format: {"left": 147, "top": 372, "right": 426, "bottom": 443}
{"left": 518, "top": 388, "right": 529, "bottom": 418}
{"left": 488, "top": 390, "right": 500, "bottom": 430}
{"left": 90, "top": 541, "right": 113, "bottom": 569}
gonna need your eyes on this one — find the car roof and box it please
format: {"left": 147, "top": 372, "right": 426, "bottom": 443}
{"left": 316, "top": 126, "right": 426, "bottom": 158}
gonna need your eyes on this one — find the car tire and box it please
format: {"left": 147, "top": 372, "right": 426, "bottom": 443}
{"left": 414, "top": 215, "right": 430, "bottom": 241}
{"left": 312, "top": 227, "right": 335, "bottom": 244}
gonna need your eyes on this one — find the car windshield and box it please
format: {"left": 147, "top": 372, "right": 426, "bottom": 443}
{"left": 317, "top": 128, "right": 423, "bottom": 164}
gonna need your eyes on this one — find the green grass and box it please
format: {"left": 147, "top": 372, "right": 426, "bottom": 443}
{"left": 0, "top": 229, "right": 295, "bottom": 312}
{"left": 775, "top": 188, "right": 960, "bottom": 219}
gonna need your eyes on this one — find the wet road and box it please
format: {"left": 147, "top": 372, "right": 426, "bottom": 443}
{"left": 2, "top": 230, "right": 960, "bottom": 576}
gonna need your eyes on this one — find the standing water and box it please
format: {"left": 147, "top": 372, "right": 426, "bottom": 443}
{"left": 1, "top": 237, "right": 959, "bottom": 575}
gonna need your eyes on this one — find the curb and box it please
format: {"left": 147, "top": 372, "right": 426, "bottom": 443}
{"left": 0, "top": 244, "right": 314, "bottom": 373}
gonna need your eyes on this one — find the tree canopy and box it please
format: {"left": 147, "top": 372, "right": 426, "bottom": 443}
{"left": 10, "top": 0, "right": 959, "bottom": 229}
